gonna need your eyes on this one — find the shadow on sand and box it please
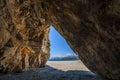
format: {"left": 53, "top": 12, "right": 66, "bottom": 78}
{"left": 0, "top": 65, "right": 107, "bottom": 80}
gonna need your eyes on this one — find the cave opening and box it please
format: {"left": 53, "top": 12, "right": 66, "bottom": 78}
{"left": 44, "top": 26, "right": 99, "bottom": 80}
{"left": 48, "top": 26, "right": 78, "bottom": 61}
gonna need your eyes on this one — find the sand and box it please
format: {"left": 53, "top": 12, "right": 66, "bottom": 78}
{"left": 47, "top": 60, "right": 89, "bottom": 71}
{"left": 0, "top": 60, "right": 106, "bottom": 80}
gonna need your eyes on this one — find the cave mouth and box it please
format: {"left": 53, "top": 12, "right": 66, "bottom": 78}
{"left": 48, "top": 26, "right": 78, "bottom": 61}
{"left": 45, "top": 26, "right": 101, "bottom": 80}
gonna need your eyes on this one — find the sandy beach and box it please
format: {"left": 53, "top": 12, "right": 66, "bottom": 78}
{"left": 0, "top": 60, "right": 106, "bottom": 80}
{"left": 47, "top": 60, "right": 89, "bottom": 71}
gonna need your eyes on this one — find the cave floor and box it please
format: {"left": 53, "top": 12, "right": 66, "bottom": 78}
{"left": 0, "top": 60, "right": 107, "bottom": 80}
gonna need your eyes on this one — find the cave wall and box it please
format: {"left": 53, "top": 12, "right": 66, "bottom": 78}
{"left": 0, "top": 0, "right": 120, "bottom": 79}
{"left": 47, "top": 0, "right": 120, "bottom": 79}
{"left": 0, "top": 0, "right": 50, "bottom": 72}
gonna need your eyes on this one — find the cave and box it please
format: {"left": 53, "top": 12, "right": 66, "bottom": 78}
{"left": 0, "top": 0, "right": 120, "bottom": 80}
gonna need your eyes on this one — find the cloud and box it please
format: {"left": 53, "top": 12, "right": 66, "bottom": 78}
{"left": 66, "top": 53, "right": 71, "bottom": 56}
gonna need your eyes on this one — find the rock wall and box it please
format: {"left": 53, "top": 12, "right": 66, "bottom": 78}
{"left": 0, "top": 0, "right": 120, "bottom": 79}
{"left": 0, "top": 0, "right": 50, "bottom": 72}
{"left": 48, "top": 0, "right": 120, "bottom": 79}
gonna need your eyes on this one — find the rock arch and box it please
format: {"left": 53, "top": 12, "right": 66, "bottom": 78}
{"left": 0, "top": 0, "right": 120, "bottom": 79}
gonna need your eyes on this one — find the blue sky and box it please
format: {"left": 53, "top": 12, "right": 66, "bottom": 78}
{"left": 49, "top": 26, "right": 76, "bottom": 58}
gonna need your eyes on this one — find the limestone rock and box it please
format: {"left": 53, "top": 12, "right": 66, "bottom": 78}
{"left": 48, "top": 0, "right": 120, "bottom": 79}
{"left": 0, "top": 0, "right": 50, "bottom": 72}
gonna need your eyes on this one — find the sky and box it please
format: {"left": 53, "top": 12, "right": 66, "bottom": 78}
{"left": 49, "top": 26, "right": 76, "bottom": 58}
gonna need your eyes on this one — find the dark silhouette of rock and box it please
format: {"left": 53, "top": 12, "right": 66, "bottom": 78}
{"left": 0, "top": 0, "right": 120, "bottom": 79}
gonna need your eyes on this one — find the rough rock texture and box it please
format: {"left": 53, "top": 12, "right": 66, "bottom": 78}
{"left": 47, "top": 0, "right": 120, "bottom": 79}
{"left": 0, "top": 0, "right": 120, "bottom": 80}
{"left": 0, "top": 0, "right": 50, "bottom": 72}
